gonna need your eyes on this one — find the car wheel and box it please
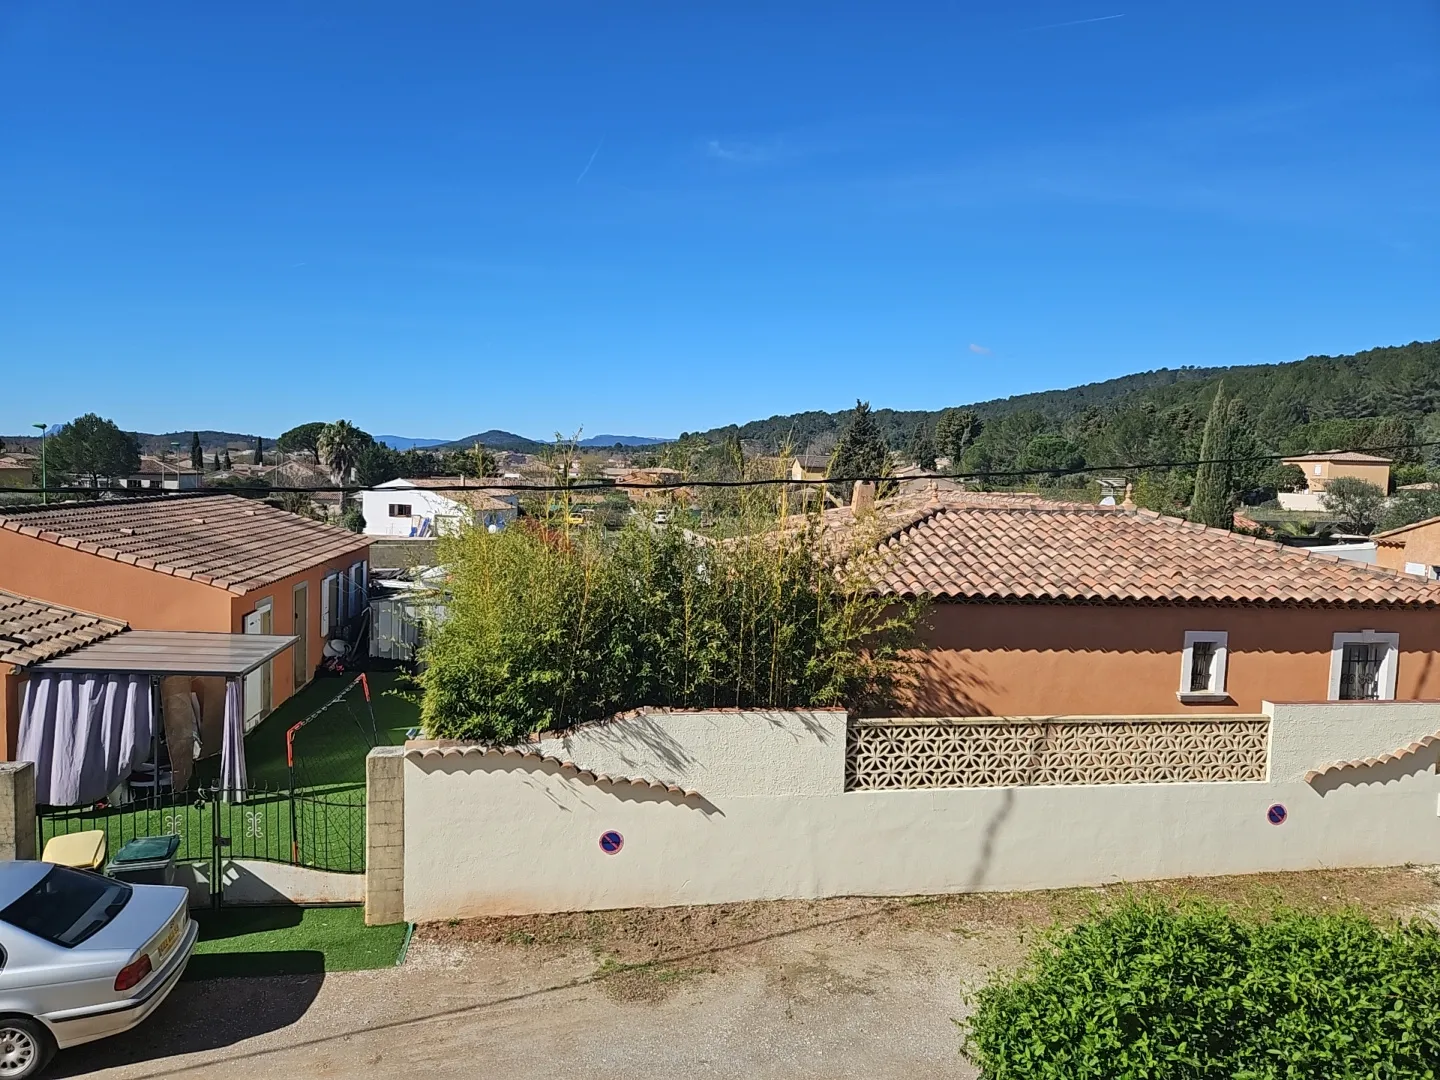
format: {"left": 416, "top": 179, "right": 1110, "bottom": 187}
{"left": 0, "top": 1018, "right": 52, "bottom": 1079}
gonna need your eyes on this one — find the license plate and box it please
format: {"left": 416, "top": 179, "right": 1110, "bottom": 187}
{"left": 154, "top": 917, "right": 182, "bottom": 962}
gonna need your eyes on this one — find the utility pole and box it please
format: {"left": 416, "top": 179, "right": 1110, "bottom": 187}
{"left": 31, "top": 423, "right": 47, "bottom": 505}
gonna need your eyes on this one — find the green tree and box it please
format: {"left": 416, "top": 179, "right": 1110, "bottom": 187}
{"left": 1322, "top": 477, "right": 1387, "bottom": 533}
{"left": 189, "top": 432, "right": 203, "bottom": 471}
{"left": 254, "top": 436, "right": 264, "bottom": 466}
{"left": 221, "top": 448, "right": 232, "bottom": 471}
{"left": 1015, "top": 434, "right": 1084, "bottom": 484}
{"left": 907, "top": 424, "right": 937, "bottom": 471}
{"left": 211, "top": 451, "right": 221, "bottom": 472}
{"left": 1189, "top": 386, "right": 1233, "bottom": 528}
{"left": 830, "top": 401, "right": 888, "bottom": 501}
{"left": 48, "top": 414, "right": 141, "bottom": 486}
{"left": 276, "top": 422, "right": 326, "bottom": 463}
{"left": 354, "top": 444, "right": 401, "bottom": 487}
{"left": 317, "top": 420, "right": 373, "bottom": 484}
{"left": 1380, "top": 488, "right": 1440, "bottom": 531}
{"left": 935, "top": 409, "right": 982, "bottom": 469}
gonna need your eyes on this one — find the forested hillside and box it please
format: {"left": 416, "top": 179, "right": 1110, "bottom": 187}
{"left": 693, "top": 338, "right": 1440, "bottom": 513}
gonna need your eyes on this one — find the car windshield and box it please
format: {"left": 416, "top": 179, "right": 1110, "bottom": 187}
{"left": 0, "top": 866, "right": 132, "bottom": 948}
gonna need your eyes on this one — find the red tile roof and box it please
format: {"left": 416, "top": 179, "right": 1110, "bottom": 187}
{"left": 860, "top": 500, "right": 1440, "bottom": 607}
{"left": 0, "top": 494, "right": 371, "bottom": 596}
{"left": 0, "top": 589, "right": 127, "bottom": 667}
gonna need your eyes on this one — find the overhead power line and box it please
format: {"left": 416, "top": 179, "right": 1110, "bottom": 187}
{"left": 2, "top": 440, "right": 1435, "bottom": 498}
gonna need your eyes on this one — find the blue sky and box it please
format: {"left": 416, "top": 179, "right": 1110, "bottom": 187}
{"left": 2, "top": 2, "right": 1437, "bottom": 441}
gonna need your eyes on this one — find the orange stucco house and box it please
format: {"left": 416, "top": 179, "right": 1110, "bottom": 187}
{"left": 1280, "top": 451, "right": 1392, "bottom": 493}
{"left": 1373, "top": 515, "right": 1440, "bottom": 581}
{"left": 855, "top": 494, "right": 1440, "bottom": 716}
{"left": 0, "top": 494, "right": 371, "bottom": 753}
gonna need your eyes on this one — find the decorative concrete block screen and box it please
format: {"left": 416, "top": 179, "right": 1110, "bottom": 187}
{"left": 845, "top": 716, "right": 1270, "bottom": 790}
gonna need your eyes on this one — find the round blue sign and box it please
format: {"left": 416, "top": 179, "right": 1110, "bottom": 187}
{"left": 599, "top": 830, "right": 624, "bottom": 854}
{"left": 1267, "top": 804, "right": 1287, "bottom": 826}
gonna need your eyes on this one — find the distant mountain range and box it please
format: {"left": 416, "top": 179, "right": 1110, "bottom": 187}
{"left": 374, "top": 435, "right": 450, "bottom": 451}
{"left": 5, "top": 428, "right": 669, "bottom": 457}
{"left": 579, "top": 434, "right": 669, "bottom": 447}
{"left": 426, "top": 431, "right": 669, "bottom": 452}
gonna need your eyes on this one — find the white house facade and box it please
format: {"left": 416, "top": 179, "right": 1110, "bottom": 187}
{"left": 360, "top": 478, "right": 518, "bottom": 537}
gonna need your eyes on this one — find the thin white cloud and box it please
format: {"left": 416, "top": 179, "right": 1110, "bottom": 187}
{"left": 576, "top": 137, "right": 604, "bottom": 184}
{"left": 705, "top": 138, "right": 781, "bottom": 164}
{"left": 1023, "top": 13, "right": 1125, "bottom": 32}
{"left": 969, "top": 343, "right": 992, "bottom": 355}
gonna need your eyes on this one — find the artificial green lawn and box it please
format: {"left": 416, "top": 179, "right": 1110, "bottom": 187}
{"left": 194, "top": 669, "right": 420, "bottom": 792}
{"left": 184, "top": 905, "right": 409, "bottom": 979}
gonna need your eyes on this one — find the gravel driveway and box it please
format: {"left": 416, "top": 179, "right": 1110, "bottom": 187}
{"left": 54, "top": 867, "right": 1440, "bottom": 1079}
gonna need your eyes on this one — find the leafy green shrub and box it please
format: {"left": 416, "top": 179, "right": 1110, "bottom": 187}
{"left": 418, "top": 513, "right": 921, "bottom": 742}
{"left": 964, "top": 899, "right": 1440, "bottom": 1079}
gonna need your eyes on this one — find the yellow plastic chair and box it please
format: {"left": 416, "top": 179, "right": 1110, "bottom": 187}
{"left": 41, "top": 830, "right": 107, "bottom": 871}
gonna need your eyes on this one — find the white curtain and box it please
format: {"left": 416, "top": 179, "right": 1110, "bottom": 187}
{"left": 219, "top": 677, "right": 247, "bottom": 802}
{"left": 18, "top": 674, "right": 155, "bottom": 807}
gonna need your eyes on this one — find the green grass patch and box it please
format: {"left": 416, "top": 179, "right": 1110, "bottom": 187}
{"left": 963, "top": 897, "right": 1440, "bottom": 1079}
{"left": 185, "top": 905, "right": 408, "bottom": 979}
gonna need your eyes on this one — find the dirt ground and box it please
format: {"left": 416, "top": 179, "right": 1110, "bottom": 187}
{"left": 58, "top": 866, "right": 1440, "bottom": 1080}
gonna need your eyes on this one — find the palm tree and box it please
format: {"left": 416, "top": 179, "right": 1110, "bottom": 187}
{"left": 318, "top": 421, "right": 372, "bottom": 508}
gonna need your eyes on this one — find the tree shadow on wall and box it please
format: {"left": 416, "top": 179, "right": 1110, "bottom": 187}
{"left": 891, "top": 651, "right": 997, "bottom": 718}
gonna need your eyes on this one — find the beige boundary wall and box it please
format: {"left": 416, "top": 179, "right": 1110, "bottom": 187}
{"left": 393, "top": 703, "right": 1440, "bottom": 922}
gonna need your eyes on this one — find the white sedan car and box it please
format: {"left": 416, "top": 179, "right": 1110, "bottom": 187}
{"left": 0, "top": 860, "right": 197, "bottom": 1077}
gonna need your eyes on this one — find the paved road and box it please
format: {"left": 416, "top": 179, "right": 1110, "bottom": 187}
{"left": 55, "top": 921, "right": 984, "bottom": 1079}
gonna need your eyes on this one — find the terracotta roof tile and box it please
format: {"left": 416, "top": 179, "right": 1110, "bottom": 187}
{"left": 860, "top": 500, "right": 1440, "bottom": 607}
{"left": 0, "top": 494, "right": 371, "bottom": 596}
{"left": 0, "top": 589, "right": 127, "bottom": 667}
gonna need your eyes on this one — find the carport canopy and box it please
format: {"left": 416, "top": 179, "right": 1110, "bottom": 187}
{"left": 21, "top": 631, "right": 299, "bottom": 804}
{"left": 29, "top": 630, "right": 298, "bottom": 676}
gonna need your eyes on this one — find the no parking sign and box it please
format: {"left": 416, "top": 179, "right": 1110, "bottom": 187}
{"left": 599, "top": 830, "right": 624, "bottom": 854}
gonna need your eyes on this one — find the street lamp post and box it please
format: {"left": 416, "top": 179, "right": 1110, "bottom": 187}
{"left": 31, "top": 423, "right": 47, "bottom": 505}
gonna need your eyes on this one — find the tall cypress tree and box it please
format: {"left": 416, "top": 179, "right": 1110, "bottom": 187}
{"left": 831, "top": 400, "right": 889, "bottom": 502}
{"left": 907, "top": 423, "right": 937, "bottom": 471}
{"left": 212, "top": 451, "right": 221, "bottom": 472}
{"left": 1190, "top": 384, "right": 1233, "bottom": 528}
{"left": 190, "top": 432, "right": 203, "bottom": 471}
{"left": 254, "top": 436, "right": 264, "bottom": 466}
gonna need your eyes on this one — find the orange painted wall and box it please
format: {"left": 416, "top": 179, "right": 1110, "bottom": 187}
{"left": 904, "top": 602, "right": 1440, "bottom": 716}
{"left": 1295, "top": 461, "right": 1391, "bottom": 492}
{"left": 228, "top": 551, "right": 369, "bottom": 704}
{"left": 1375, "top": 520, "right": 1440, "bottom": 574}
{"left": 0, "top": 529, "right": 233, "bottom": 630}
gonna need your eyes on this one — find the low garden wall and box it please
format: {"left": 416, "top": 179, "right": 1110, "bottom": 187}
{"left": 380, "top": 702, "right": 1440, "bottom": 922}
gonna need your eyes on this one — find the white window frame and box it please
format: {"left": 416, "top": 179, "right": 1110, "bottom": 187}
{"left": 1328, "top": 630, "right": 1400, "bottom": 702}
{"left": 1178, "top": 631, "right": 1229, "bottom": 703}
{"left": 320, "top": 571, "right": 338, "bottom": 636}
